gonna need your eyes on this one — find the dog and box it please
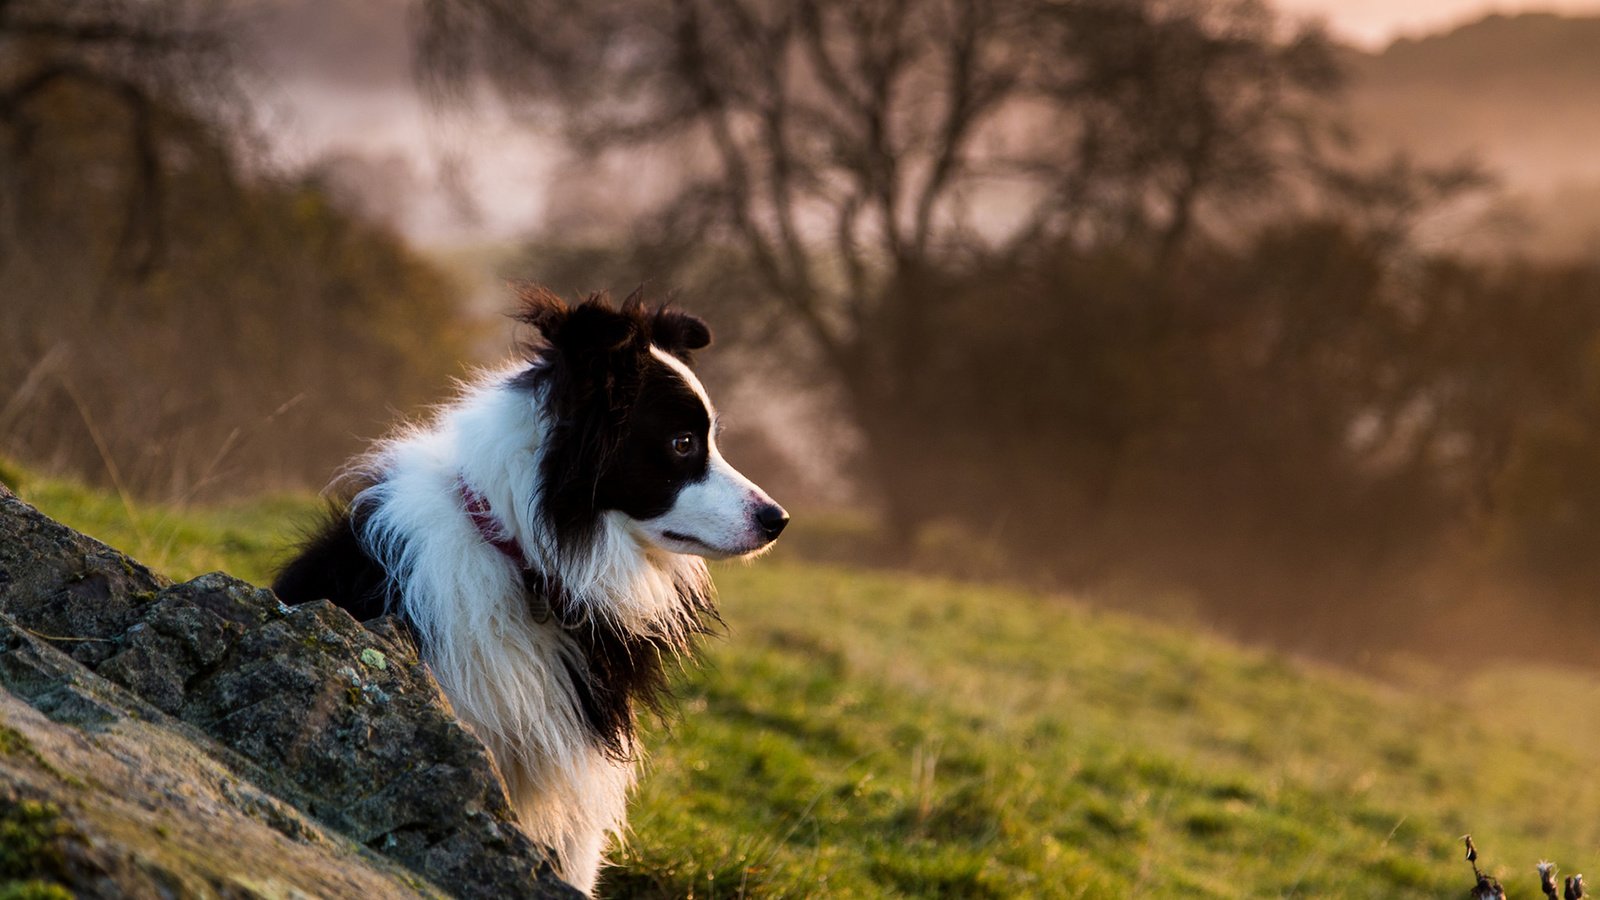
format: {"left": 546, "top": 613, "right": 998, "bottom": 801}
{"left": 271, "top": 287, "right": 788, "bottom": 894}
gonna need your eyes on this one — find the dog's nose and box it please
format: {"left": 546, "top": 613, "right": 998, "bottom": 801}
{"left": 755, "top": 503, "right": 789, "bottom": 539}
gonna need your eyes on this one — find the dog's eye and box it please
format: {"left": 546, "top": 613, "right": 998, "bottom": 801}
{"left": 670, "top": 433, "right": 697, "bottom": 456}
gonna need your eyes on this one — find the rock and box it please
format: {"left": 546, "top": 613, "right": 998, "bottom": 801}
{"left": 0, "top": 483, "right": 581, "bottom": 898}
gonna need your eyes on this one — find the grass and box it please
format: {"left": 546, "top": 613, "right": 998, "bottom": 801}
{"left": 0, "top": 459, "right": 307, "bottom": 587}
{"left": 6, "top": 461, "right": 1600, "bottom": 897}
{"left": 0, "top": 798, "right": 72, "bottom": 899}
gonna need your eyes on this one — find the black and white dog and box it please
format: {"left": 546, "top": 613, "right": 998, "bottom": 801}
{"left": 272, "top": 288, "right": 787, "bottom": 894}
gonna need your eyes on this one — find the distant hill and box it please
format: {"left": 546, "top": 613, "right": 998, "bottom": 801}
{"left": 1347, "top": 12, "right": 1600, "bottom": 188}
{"left": 1344, "top": 13, "right": 1600, "bottom": 257}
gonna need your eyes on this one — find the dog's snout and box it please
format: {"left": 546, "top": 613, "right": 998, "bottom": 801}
{"left": 755, "top": 503, "right": 789, "bottom": 539}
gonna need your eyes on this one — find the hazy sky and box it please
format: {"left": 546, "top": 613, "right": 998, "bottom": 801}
{"left": 1277, "top": 0, "right": 1600, "bottom": 46}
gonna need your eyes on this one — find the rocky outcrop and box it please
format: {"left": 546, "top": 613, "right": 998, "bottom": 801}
{"left": 0, "top": 484, "right": 580, "bottom": 898}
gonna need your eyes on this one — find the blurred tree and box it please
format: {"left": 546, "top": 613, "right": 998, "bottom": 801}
{"left": 0, "top": 0, "right": 234, "bottom": 281}
{"left": 1017, "top": 0, "right": 1343, "bottom": 260}
{"left": 0, "top": 1, "right": 468, "bottom": 500}
{"left": 417, "top": 0, "right": 1343, "bottom": 541}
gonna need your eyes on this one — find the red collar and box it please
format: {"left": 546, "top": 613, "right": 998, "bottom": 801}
{"left": 456, "top": 475, "right": 572, "bottom": 625}
{"left": 455, "top": 475, "right": 525, "bottom": 565}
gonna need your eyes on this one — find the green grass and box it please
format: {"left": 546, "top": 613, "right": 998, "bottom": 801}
{"left": 6, "top": 461, "right": 1598, "bottom": 897}
{"left": 0, "top": 460, "right": 308, "bottom": 587}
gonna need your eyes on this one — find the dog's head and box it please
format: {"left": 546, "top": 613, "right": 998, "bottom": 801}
{"left": 516, "top": 286, "right": 788, "bottom": 560}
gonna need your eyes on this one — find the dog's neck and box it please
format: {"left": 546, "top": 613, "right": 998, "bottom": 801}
{"left": 456, "top": 474, "right": 527, "bottom": 564}
{"left": 456, "top": 474, "right": 572, "bottom": 626}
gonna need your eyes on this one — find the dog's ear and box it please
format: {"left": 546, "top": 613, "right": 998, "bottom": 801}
{"left": 651, "top": 307, "right": 712, "bottom": 361}
{"left": 620, "top": 285, "right": 648, "bottom": 316}
{"left": 547, "top": 296, "right": 646, "bottom": 407}
{"left": 515, "top": 286, "right": 639, "bottom": 356}
{"left": 512, "top": 284, "right": 570, "bottom": 343}
{"left": 564, "top": 297, "right": 641, "bottom": 357}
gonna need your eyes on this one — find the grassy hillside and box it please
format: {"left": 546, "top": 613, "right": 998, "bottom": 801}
{"left": 5, "top": 461, "right": 1598, "bottom": 897}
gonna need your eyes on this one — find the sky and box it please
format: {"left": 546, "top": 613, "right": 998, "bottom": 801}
{"left": 1276, "top": 0, "right": 1600, "bottom": 47}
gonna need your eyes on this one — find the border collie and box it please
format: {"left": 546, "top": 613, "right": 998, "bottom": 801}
{"left": 271, "top": 287, "right": 788, "bottom": 894}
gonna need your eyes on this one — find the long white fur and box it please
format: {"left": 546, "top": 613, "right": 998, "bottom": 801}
{"left": 349, "top": 354, "right": 719, "bottom": 895}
